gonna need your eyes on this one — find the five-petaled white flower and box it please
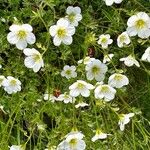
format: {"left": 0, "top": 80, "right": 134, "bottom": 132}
{"left": 0, "top": 75, "right": 6, "bottom": 87}
{"left": 10, "top": 145, "right": 23, "bottom": 150}
{"left": 3, "top": 76, "right": 21, "bottom": 94}
{"left": 75, "top": 102, "right": 89, "bottom": 108}
{"left": 108, "top": 73, "right": 129, "bottom": 88}
{"left": 66, "top": 6, "right": 82, "bottom": 27}
{"left": 69, "top": 80, "right": 94, "bottom": 97}
{"left": 127, "top": 12, "right": 150, "bottom": 39}
{"left": 118, "top": 113, "right": 134, "bottom": 131}
{"left": 117, "top": 32, "right": 131, "bottom": 48}
{"left": 57, "top": 131, "right": 86, "bottom": 150}
{"left": 61, "top": 65, "right": 77, "bottom": 79}
{"left": 104, "top": 0, "right": 123, "bottom": 6}
{"left": 85, "top": 59, "right": 108, "bottom": 81}
{"left": 97, "top": 34, "right": 113, "bottom": 49}
{"left": 49, "top": 18, "right": 75, "bottom": 46}
{"left": 141, "top": 47, "right": 150, "bottom": 62}
{"left": 7, "top": 24, "right": 36, "bottom": 50}
{"left": 92, "top": 129, "right": 110, "bottom": 142}
{"left": 120, "top": 55, "right": 140, "bottom": 67}
{"left": 78, "top": 57, "right": 95, "bottom": 65}
{"left": 103, "top": 54, "right": 114, "bottom": 63}
{"left": 23, "top": 48, "right": 44, "bottom": 73}
{"left": 57, "top": 93, "right": 75, "bottom": 103}
{"left": 94, "top": 83, "right": 116, "bottom": 101}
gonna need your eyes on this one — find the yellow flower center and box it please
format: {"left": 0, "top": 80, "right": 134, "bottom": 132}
{"left": 65, "top": 70, "right": 71, "bottom": 75}
{"left": 119, "top": 114, "right": 125, "bottom": 120}
{"left": 17, "top": 30, "right": 27, "bottom": 39}
{"left": 92, "top": 66, "right": 100, "bottom": 74}
{"left": 68, "top": 13, "right": 76, "bottom": 22}
{"left": 114, "top": 74, "right": 123, "bottom": 81}
{"left": 69, "top": 138, "right": 77, "bottom": 147}
{"left": 77, "top": 83, "right": 84, "bottom": 89}
{"left": 101, "top": 37, "right": 107, "bottom": 43}
{"left": 10, "top": 79, "right": 17, "bottom": 86}
{"left": 135, "top": 19, "right": 145, "bottom": 29}
{"left": 101, "top": 86, "right": 109, "bottom": 92}
{"left": 119, "top": 35, "right": 126, "bottom": 42}
{"left": 57, "top": 28, "right": 66, "bottom": 38}
{"left": 33, "top": 54, "right": 41, "bottom": 62}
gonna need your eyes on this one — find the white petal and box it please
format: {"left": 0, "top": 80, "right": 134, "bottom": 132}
{"left": 24, "top": 57, "right": 35, "bottom": 68}
{"left": 105, "top": 0, "right": 114, "bottom": 6}
{"left": 70, "top": 89, "right": 80, "bottom": 97}
{"left": 53, "top": 36, "right": 62, "bottom": 46}
{"left": 67, "top": 26, "right": 75, "bottom": 35}
{"left": 7, "top": 32, "right": 18, "bottom": 44}
{"left": 9, "top": 24, "right": 20, "bottom": 32}
{"left": 81, "top": 89, "right": 90, "bottom": 97}
{"left": 22, "top": 24, "right": 33, "bottom": 32}
{"left": 127, "top": 27, "right": 137, "bottom": 37}
{"left": 16, "top": 40, "right": 27, "bottom": 50}
{"left": 49, "top": 25, "right": 57, "bottom": 36}
{"left": 26, "top": 33, "right": 36, "bottom": 44}
{"left": 33, "top": 63, "right": 41, "bottom": 72}
{"left": 57, "top": 18, "right": 69, "bottom": 27}
{"left": 62, "top": 36, "right": 73, "bottom": 45}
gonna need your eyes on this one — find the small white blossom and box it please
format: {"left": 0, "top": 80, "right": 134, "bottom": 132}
{"left": 0, "top": 75, "right": 6, "bottom": 87}
{"left": 117, "top": 32, "right": 131, "bottom": 48}
{"left": 103, "top": 54, "right": 114, "bottom": 63}
{"left": 49, "top": 18, "right": 75, "bottom": 46}
{"left": 94, "top": 84, "right": 116, "bottom": 101}
{"left": 10, "top": 145, "right": 23, "bottom": 150}
{"left": 23, "top": 48, "right": 44, "bottom": 72}
{"left": 120, "top": 55, "right": 140, "bottom": 67}
{"left": 69, "top": 80, "right": 94, "bottom": 97}
{"left": 85, "top": 59, "right": 108, "bottom": 81}
{"left": 127, "top": 12, "right": 150, "bottom": 39}
{"left": 92, "top": 129, "right": 110, "bottom": 142}
{"left": 43, "top": 93, "right": 58, "bottom": 102}
{"left": 97, "top": 34, "right": 113, "bottom": 49}
{"left": 61, "top": 65, "right": 77, "bottom": 79}
{"left": 104, "top": 0, "right": 123, "bottom": 6}
{"left": 66, "top": 6, "right": 82, "bottom": 27}
{"left": 57, "top": 93, "right": 75, "bottom": 103}
{"left": 57, "top": 131, "right": 86, "bottom": 150}
{"left": 78, "top": 57, "right": 95, "bottom": 65}
{"left": 75, "top": 102, "right": 89, "bottom": 108}
{"left": 3, "top": 76, "right": 21, "bottom": 94}
{"left": 108, "top": 73, "right": 129, "bottom": 88}
{"left": 118, "top": 113, "right": 134, "bottom": 131}
{"left": 141, "top": 47, "right": 150, "bottom": 62}
{"left": 7, "top": 24, "right": 36, "bottom": 50}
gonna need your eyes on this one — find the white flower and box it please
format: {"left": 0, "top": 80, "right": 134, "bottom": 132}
{"left": 0, "top": 75, "right": 6, "bottom": 87}
{"left": 78, "top": 57, "right": 95, "bottom": 65}
{"left": 97, "top": 34, "right": 113, "bottom": 49}
{"left": 94, "top": 84, "right": 116, "bottom": 101}
{"left": 117, "top": 32, "right": 131, "bottom": 48}
{"left": 3, "top": 76, "right": 21, "bottom": 94}
{"left": 61, "top": 65, "right": 77, "bottom": 79}
{"left": 66, "top": 6, "right": 82, "bottom": 27}
{"left": 0, "top": 64, "right": 2, "bottom": 68}
{"left": 120, "top": 55, "right": 140, "bottom": 67}
{"left": 141, "top": 47, "right": 150, "bottom": 62}
{"left": 57, "top": 132, "right": 86, "bottom": 150}
{"left": 75, "top": 102, "right": 89, "bottom": 108}
{"left": 127, "top": 12, "right": 150, "bottom": 39}
{"left": 91, "top": 129, "right": 110, "bottom": 142}
{"left": 118, "top": 113, "right": 134, "bottom": 131}
{"left": 103, "top": 54, "right": 114, "bottom": 63}
{"left": 85, "top": 59, "right": 108, "bottom": 81}
{"left": 7, "top": 24, "right": 36, "bottom": 50}
{"left": 43, "top": 93, "right": 58, "bottom": 102}
{"left": 104, "top": 0, "right": 123, "bottom": 6}
{"left": 49, "top": 18, "right": 75, "bottom": 46}
{"left": 108, "top": 73, "right": 129, "bottom": 88}
{"left": 57, "top": 93, "right": 75, "bottom": 103}
{"left": 23, "top": 48, "right": 44, "bottom": 72}
{"left": 69, "top": 80, "right": 94, "bottom": 97}
{"left": 10, "top": 145, "right": 23, "bottom": 150}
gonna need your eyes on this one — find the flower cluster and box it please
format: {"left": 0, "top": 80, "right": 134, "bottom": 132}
{"left": 49, "top": 6, "right": 82, "bottom": 46}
